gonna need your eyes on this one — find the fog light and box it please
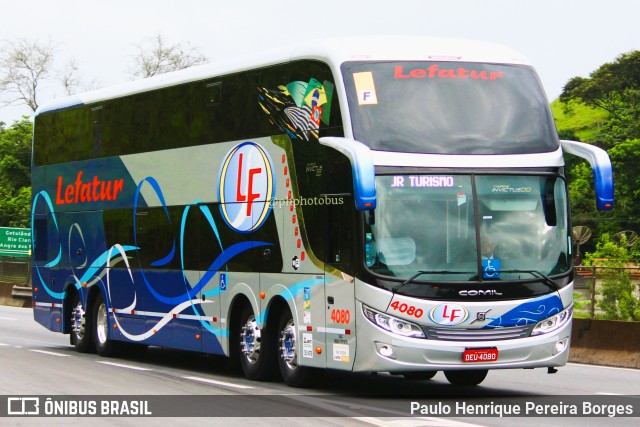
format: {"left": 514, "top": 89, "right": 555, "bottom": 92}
{"left": 554, "top": 339, "right": 567, "bottom": 354}
{"left": 375, "top": 342, "right": 396, "bottom": 359}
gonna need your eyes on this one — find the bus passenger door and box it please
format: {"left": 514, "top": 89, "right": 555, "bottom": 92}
{"left": 324, "top": 197, "right": 357, "bottom": 371}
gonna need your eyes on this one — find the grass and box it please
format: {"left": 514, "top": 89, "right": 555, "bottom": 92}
{"left": 550, "top": 99, "right": 609, "bottom": 143}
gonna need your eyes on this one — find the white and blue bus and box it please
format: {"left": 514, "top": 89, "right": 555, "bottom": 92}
{"left": 32, "top": 36, "right": 613, "bottom": 386}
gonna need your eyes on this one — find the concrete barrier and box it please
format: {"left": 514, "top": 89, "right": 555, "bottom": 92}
{"left": 570, "top": 318, "right": 640, "bottom": 369}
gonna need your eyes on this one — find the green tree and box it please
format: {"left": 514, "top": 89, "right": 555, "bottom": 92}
{"left": 560, "top": 51, "right": 640, "bottom": 240}
{"left": 583, "top": 234, "right": 640, "bottom": 321}
{"left": 0, "top": 118, "right": 32, "bottom": 227}
{"left": 607, "top": 139, "right": 640, "bottom": 229}
{"left": 560, "top": 50, "right": 640, "bottom": 146}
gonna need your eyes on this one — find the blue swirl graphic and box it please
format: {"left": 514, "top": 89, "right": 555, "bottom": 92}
{"left": 31, "top": 190, "right": 64, "bottom": 299}
{"left": 484, "top": 294, "right": 563, "bottom": 328}
{"left": 33, "top": 168, "right": 280, "bottom": 347}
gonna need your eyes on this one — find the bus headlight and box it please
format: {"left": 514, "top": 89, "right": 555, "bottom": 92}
{"left": 362, "top": 304, "right": 425, "bottom": 338}
{"left": 531, "top": 305, "right": 573, "bottom": 336}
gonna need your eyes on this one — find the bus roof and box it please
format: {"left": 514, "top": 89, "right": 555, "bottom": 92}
{"left": 36, "top": 36, "right": 531, "bottom": 116}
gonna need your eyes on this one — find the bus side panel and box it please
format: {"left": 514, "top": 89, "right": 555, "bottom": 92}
{"left": 33, "top": 304, "right": 55, "bottom": 331}
{"left": 262, "top": 272, "right": 326, "bottom": 369}
{"left": 324, "top": 270, "right": 356, "bottom": 371}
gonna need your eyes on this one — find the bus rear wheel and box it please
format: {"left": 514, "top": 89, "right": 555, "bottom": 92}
{"left": 277, "top": 308, "right": 313, "bottom": 387}
{"left": 444, "top": 369, "right": 488, "bottom": 386}
{"left": 238, "top": 304, "right": 275, "bottom": 381}
{"left": 70, "top": 293, "right": 94, "bottom": 353}
{"left": 93, "top": 293, "right": 120, "bottom": 357}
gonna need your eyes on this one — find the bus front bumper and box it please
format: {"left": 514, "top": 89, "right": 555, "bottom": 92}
{"left": 352, "top": 301, "right": 571, "bottom": 373}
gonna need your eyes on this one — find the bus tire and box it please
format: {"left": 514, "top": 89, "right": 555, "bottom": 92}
{"left": 93, "top": 293, "right": 120, "bottom": 357}
{"left": 70, "top": 293, "right": 94, "bottom": 353}
{"left": 238, "top": 304, "right": 275, "bottom": 381}
{"left": 444, "top": 369, "right": 488, "bottom": 386}
{"left": 277, "top": 307, "right": 313, "bottom": 387}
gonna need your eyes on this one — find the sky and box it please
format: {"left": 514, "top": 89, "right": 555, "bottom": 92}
{"left": 0, "top": 0, "right": 638, "bottom": 125}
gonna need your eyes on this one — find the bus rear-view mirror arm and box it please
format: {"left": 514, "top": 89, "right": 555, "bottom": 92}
{"left": 319, "top": 137, "right": 376, "bottom": 211}
{"left": 560, "top": 139, "right": 614, "bottom": 211}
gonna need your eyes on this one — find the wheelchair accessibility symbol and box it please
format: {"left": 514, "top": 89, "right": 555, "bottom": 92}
{"left": 482, "top": 258, "right": 501, "bottom": 279}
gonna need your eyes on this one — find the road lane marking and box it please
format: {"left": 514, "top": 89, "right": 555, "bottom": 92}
{"left": 183, "top": 376, "right": 253, "bottom": 389}
{"left": 0, "top": 316, "right": 17, "bottom": 320}
{"left": 97, "top": 361, "right": 152, "bottom": 371}
{"left": 29, "top": 349, "right": 70, "bottom": 357}
{"left": 0, "top": 342, "right": 9, "bottom": 346}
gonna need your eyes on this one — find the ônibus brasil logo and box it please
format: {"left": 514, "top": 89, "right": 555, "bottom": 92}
{"left": 429, "top": 303, "right": 469, "bottom": 326}
{"left": 218, "top": 142, "right": 275, "bottom": 233}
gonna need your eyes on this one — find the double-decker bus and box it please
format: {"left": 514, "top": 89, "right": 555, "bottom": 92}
{"left": 32, "top": 36, "right": 613, "bottom": 387}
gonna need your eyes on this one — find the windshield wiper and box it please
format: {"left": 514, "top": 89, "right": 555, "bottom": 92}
{"left": 392, "top": 270, "right": 475, "bottom": 294}
{"left": 498, "top": 269, "right": 560, "bottom": 292}
{"left": 390, "top": 269, "right": 560, "bottom": 298}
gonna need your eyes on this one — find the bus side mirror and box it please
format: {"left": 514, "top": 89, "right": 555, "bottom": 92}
{"left": 319, "top": 137, "right": 376, "bottom": 210}
{"left": 561, "top": 140, "right": 614, "bottom": 211}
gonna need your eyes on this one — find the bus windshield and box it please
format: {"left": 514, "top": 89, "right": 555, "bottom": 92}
{"left": 342, "top": 61, "right": 558, "bottom": 154}
{"left": 364, "top": 174, "right": 570, "bottom": 283}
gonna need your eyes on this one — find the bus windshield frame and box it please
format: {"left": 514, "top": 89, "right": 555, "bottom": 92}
{"left": 341, "top": 61, "right": 559, "bottom": 155}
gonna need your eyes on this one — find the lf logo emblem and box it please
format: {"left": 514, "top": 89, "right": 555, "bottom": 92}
{"left": 218, "top": 142, "right": 275, "bottom": 233}
{"left": 429, "top": 303, "right": 469, "bottom": 326}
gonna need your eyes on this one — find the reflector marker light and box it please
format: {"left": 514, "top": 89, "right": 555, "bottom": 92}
{"left": 34, "top": 302, "right": 63, "bottom": 308}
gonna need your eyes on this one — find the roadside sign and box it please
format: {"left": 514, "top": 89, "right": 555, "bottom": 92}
{"left": 0, "top": 227, "right": 31, "bottom": 257}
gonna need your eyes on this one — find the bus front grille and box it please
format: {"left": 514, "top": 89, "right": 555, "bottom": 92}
{"left": 424, "top": 325, "right": 534, "bottom": 341}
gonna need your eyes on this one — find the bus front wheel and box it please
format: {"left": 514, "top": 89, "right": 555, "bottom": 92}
{"left": 238, "top": 304, "right": 275, "bottom": 381}
{"left": 444, "top": 369, "right": 488, "bottom": 386}
{"left": 277, "top": 308, "right": 313, "bottom": 387}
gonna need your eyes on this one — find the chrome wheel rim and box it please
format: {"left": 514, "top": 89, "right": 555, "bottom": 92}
{"left": 279, "top": 319, "right": 297, "bottom": 371}
{"left": 96, "top": 302, "right": 108, "bottom": 344}
{"left": 240, "top": 314, "right": 261, "bottom": 365}
{"left": 71, "top": 300, "right": 86, "bottom": 340}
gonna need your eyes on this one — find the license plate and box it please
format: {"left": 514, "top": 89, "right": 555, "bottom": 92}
{"left": 462, "top": 347, "right": 499, "bottom": 363}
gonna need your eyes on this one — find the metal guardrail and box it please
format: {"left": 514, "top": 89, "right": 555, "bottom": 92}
{"left": 11, "top": 285, "right": 32, "bottom": 298}
{"left": 573, "top": 265, "right": 640, "bottom": 319}
{"left": 574, "top": 265, "right": 640, "bottom": 288}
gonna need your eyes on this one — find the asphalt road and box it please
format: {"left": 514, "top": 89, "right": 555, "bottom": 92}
{"left": 0, "top": 305, "right": 638, "bottom": 426}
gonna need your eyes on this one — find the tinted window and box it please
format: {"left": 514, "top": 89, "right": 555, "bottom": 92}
{"left": 342, "top": 61, "right": 558, "bottom": 155}
{"left": 33, "top": 60, "right": 342, "bottom": 165}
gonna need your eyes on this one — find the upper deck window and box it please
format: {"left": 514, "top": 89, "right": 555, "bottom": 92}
{"left": 342, "top": 61, "right": 558, "bottom": 155}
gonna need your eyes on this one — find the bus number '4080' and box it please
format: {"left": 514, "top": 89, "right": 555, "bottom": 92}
{"left": 390, "top": 301, "right": 424, "bottom": 318}
{"left": 330, "top": 309, "right": 351, "bottom": 324}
